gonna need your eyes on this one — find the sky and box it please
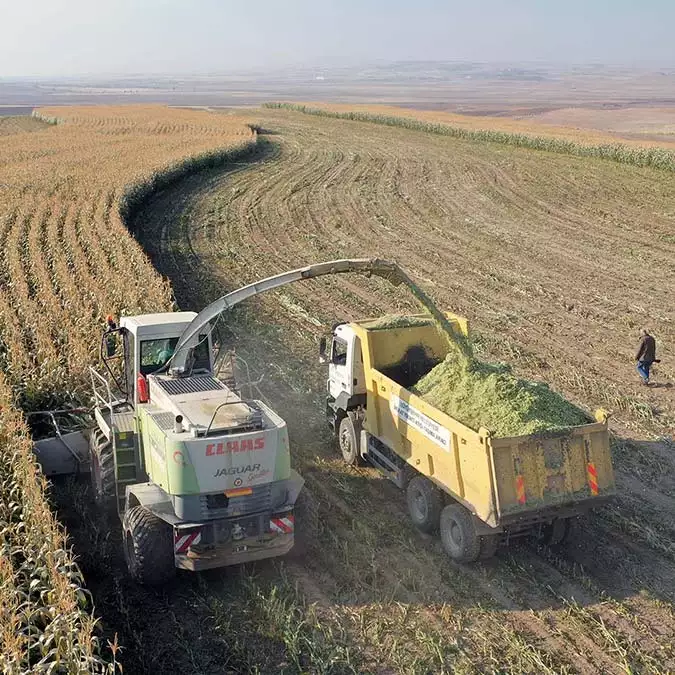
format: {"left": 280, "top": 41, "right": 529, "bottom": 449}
{"left": 0, "top": 0, "right": 673, "bottom": 77}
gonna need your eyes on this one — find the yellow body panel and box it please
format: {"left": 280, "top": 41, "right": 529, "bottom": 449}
{"left": 353, "top": 316, "right": 615, "bottom": 528}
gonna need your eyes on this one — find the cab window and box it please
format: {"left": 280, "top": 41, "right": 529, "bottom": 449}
{"left": 140, "top": 334, "right": 210, "bottom": 376}
{"left": 331, "top": 337, "right": 348, "bottom": 366}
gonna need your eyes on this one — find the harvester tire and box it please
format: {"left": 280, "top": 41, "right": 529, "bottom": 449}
{"left": 290, "top": 487, "right": 318, "bottom": 558}
{"left": 440, "top": 504, "right": 481, "bottom": 563}
{"left": 122, "top": 506, "right": 175, "bottom": 585}
{"left": 406, "top": 475, "right": 443, "bottom": 534}
{"left": 89, "top": 429, "right": 116, "bottom": 514}
{"left": 338, "top": 415, "right": 363, "bottom": 466}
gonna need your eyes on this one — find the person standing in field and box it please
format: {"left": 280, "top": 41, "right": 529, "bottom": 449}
{"left": 635, "top": 329, "right": 658, "bottom": 385}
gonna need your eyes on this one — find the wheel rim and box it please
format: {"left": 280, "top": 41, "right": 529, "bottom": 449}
{"left": 449, "top": 519, "right": 463, "bottom": 549}
{"left": 411, "top": 485, "right": 428, "bottom": 521}
{"left": 339, "top": 426, "right": 352, "bottom": 457}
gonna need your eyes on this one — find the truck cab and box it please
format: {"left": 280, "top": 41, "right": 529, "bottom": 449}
{"left": 325, "top": 323, "right": 366, "bottom": 412}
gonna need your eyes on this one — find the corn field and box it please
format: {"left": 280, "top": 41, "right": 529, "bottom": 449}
{"left": 0, "top": 106, "right": 256, "bottom": 672}
{"left": 0, "top": 380, "right": 114, "bottom": 674}
{"left": 263, "top": 102, "right": 675, "bottom": 172}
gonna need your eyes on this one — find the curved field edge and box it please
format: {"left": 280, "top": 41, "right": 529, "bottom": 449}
{"left": 0, "top": 108, "right": 258, "bottom": 673}
{"left": 263, "top": 102, "right": 675, "bottom": 172}
{"left": 118, "top": 137, "right": 259, "bottom": 225}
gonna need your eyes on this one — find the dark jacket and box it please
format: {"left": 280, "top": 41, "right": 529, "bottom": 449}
{"left": 635, "top": 334, "right": 656, "bottom": 362}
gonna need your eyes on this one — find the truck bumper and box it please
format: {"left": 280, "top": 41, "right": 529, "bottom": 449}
{"left": 175, "top": 531, "right": 294, "bottom": 571}
{"left": 498, "top": 494, "right": 614, "bottom": 532}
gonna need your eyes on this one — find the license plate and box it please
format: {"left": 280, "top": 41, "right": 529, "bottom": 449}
{"left": 234, "top": 544, "right": 248, "bottom": 553}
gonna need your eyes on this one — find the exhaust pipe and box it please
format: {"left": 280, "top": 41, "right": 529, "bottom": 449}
{"left": 174, "top": 415, "right": 184, "bottom": 434}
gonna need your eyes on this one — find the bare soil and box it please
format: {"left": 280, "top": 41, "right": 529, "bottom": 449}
{"left": 516, "top": 106, "right": 675, "bottom": 144}
{"left": 80, "top": 108, "right": 675, "bottom": 673}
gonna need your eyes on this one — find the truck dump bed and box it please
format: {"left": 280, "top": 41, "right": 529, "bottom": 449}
{"left": 354, "top": 316, "right": 615, "bottom": 529}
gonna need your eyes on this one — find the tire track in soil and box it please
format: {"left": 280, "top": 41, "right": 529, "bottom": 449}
{"left": 132, "top": 110, "right": 675, "bottom": 673}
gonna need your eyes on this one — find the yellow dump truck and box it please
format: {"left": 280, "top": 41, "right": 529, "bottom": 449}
{"left": 321, "top": 313, "right": 615, "bottom": 562}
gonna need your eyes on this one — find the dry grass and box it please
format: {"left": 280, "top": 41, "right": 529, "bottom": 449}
{"left": 264, "top": 103, "right": 675, "bottom": 172}
{"left": 0, "top": 105, "right": 257, "bottom": 671}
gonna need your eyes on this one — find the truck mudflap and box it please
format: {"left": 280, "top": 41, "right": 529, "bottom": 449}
{"left": 173, "top": 514, "right": 295, "bottom": 571}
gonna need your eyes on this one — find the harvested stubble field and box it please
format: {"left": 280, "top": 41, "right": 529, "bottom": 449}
{"left": 0, "top": 106, "right": 255, "bottom": 673}
{"left": 3, "top": 102, "right": 675, "bottom": 674}
{"left": 132, "top": 105, "right": 675, "bottom": 674}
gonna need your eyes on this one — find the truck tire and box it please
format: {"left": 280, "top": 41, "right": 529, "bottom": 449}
{"left": 290, "top": 487, "right": 318, "bottom": 558}
{"left": 562, "top": 516, "right": 579, "bottom": 544}
{"left": 122, "top": 505, "right": 175, "bottom": 585}
{"left": 406, "top": 475, "right": 443, "bottom": 534}
{"left": 542, "top": 517, "right": 578, "bottom": 546}
{"left": 440, "top": 504, "right": 481, "bottom": 563}
{"left": 338, "top": 415, "right": 362, "bottom": 466}
{"left": 541, "top": 518, "right": 566, "bottom": 545}
{"left": 89, "top": 429, "right": 117, "bottom": 514}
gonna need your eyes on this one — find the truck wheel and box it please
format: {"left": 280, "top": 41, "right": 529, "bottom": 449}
{"left": 122, "top": 506, "right": 175, "bottom": 585}
{"left": 89, "top": 429, "right": 117, "bottom": 514}
{"left": 562, "top": 517, "right": 579, "bottom": 544}
{"left": 542, "top": 517, "right": 578, "bottom": 546}
{"left": 541, "top": 518, "right": 566, "bottom": 545}
{"left": 338, "top": 415, "right": 362, "bottom": 466}
{"left": 290, "top": 487, "right": 318, "bottom": 558}
{"left": 440, "top": 504, "right": 481, "bottom": 563}
{"left": 406, "top": 476, "right": 443, "bottom": 534}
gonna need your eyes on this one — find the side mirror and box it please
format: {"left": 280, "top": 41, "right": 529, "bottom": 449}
{"left": 319, "top": 337, "right": 328, "bottom": 364}
{"left": 105, "top": 333, "right": 117, "bottom": 357}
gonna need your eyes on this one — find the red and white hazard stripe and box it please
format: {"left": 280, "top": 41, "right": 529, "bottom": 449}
{"left": 174, "top": 529, "right": 202, "bottom": 554}
{"left": 587, "top": 462, "right": 599, "bottom": 496}
{"left": 270, "top": 514, "right": 294, "bottom": 534}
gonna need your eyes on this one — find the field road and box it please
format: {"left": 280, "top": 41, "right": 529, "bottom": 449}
{"left": 120, "top": 108, "right": 675, "bottom": 673}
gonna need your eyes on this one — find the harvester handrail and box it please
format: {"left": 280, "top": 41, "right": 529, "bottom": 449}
{"left": 169, "top": 258, "right": 472, "bottom": 373}
{"left": 89, "top": 366, "right": 117, "bottom": 417}
{"left": 203, "top": 399, "right": 261, "bottom": 436}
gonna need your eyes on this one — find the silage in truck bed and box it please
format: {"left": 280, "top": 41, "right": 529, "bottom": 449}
{"left": 413, "top": 352, "right": 589, "bottom": 437}
{"left": 367, "top": 315, "right": 434, "bottom": 330}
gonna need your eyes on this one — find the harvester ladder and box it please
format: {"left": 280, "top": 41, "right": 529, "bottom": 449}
{"left": 90, "top": 368, "right": 142, "bottom": 511}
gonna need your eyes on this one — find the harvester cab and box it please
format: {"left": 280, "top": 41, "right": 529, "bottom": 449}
{"left": 97, "top": 311, "right": 211, "bottom": 407}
